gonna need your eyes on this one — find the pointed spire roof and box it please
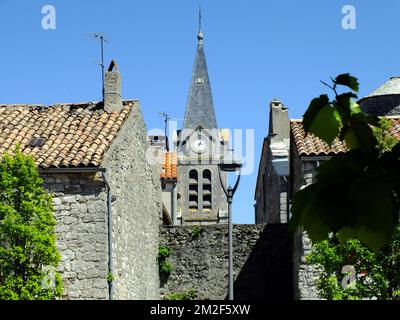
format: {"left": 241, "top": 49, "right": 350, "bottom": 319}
{"left": 182, "top": 29, "right": 218, "bottom": 130}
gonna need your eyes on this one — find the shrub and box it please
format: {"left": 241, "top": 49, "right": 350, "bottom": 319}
{"left": 159, "top": 246, "right": 172, "bottom": 275}
{"left": 191, "top": 226, "right": 203, "bottom": 239}
{"left": 164, "top": 289, "right": 197, "bottom": 300}
{"left": 0, "top": 148, "right": 63, "bottom": 299}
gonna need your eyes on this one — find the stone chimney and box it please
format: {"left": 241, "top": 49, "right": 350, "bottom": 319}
{"left": 104, "top": 60, "right": 122, "bottom": 112}
{"left": 268, "top": 98, "right": 289, "bottom": 140}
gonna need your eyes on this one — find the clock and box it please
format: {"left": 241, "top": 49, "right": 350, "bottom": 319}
{"left": 191, "top": 139, "right": 207, "bottom": 153}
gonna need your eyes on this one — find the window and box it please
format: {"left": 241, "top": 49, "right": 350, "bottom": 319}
{"left": 189, "top": 170, "right": 198, "bottom": 211}
{"left": 203, "top": 169, "right": 212, "bottom": 211}
{"left": 28, "top": 137, "right": 46, "bottom": 147}
{"left": 196, "top": 77, "right": 204, "bottom": 85}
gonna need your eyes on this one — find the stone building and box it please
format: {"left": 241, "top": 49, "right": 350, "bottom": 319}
{"left": 254, "top": 99, "right": 290, "bottom": 224}
{"left": 0, "top": 61, "right": 162, "bottom": 299}
{"left": 254, "top": 77, "right": 400, "bottom": 299}
{"left": 173, "top": 28, "right": 230, "bottom": 225}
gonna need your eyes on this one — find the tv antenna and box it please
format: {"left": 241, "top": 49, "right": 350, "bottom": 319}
{"left": 154, "top": 110, "right": 183, "bottom": 150}
{"left": 89, "top": 33, "right": 108, "bottom": 102}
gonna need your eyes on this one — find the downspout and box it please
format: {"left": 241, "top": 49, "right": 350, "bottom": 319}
{"left": 102, "top": 171, "right": 113, "bottom": 300}
{"left": 171, "top": 181, "right": 177, "bottom": 225}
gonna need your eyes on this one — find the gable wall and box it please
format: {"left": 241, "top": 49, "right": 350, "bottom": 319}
{"left": 102, "top": 102, "right": 162, "bottom": 299}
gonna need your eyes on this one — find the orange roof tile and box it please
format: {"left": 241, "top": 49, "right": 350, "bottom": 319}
{"left": 291, "top": 117, "right": 400, "bottom": 157}
{"left": 160, "top": 151, "right": 177, "bottom": 180}
{"left": 291, "top": 120, "right": 348, "bottom": 157}
{"left": 0, "top": 101, "right": 135, "bottom": 168}
{"left": 387, "top": 117, "right": 400, "bottom": 140}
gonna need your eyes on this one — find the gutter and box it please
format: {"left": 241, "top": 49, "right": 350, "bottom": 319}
{"left": 171, "top": 181, "right": 177, "bottom": 226}
{"left": 38, "top": 167, "right": 106, "bottom": 174}
{"left": 39, "top": 167, "right": 113, "bottom": 300}
{"left": 300, "top": 155, "right": 333, "bottom": 161}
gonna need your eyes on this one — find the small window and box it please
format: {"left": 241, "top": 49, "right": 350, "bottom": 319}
{"left": 196, "top": 77, "right": 204, "bottom": 85}
{"left": 28, "top": 137, "right": 46, "bottom": 147}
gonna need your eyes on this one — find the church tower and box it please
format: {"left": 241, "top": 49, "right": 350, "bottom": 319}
{"left": 174, "top": 19, "right": 229, "bottom": 225}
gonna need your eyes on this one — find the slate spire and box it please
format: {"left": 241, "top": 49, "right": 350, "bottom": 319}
{"left": 182, "top": 26, "right": 218, "bottom": 130}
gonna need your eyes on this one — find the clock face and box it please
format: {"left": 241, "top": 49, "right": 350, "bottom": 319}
{"left": 191, "top": 139, "right": 207, "bottom": 153}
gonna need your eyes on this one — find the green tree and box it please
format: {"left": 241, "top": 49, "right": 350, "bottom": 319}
{"left": 291, "top": 74, "right": 400, "bottom": 251}
{"left": 307, "top": 224, "right": 400, "bottom": 300}
{"left": 0, "top": 148, "right": 63, "bottom": 299}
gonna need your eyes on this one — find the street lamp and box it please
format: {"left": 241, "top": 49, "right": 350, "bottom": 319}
{"left": 218, "top": 151, "right": 242, "bottom": 301}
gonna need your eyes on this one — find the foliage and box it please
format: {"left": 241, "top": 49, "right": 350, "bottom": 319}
{"left": 160, "top": 260, "right": 173, "bottom": 274}
{"left": 290, "top": 74, "right": 400, "bottom": 251}
{"left": 307, "top": 224, "right": 400, "bottom": 300}
{"left": 106, "top": 271, "right": 114, "bottom": 283}
{"left": 159, "top": 246, "right": 171, "bottom": 260}
{"left": 374, "top": 118, "right": 399, "bottom": 153}
{"left": 0, "top": 148, "right": 63, "bottom": 300}
{"left": 159, "top": 246, "right": 172, "bottom": 275}
{"left": 191, "top": 226, "right": 203, "bottom": 239}
{"left": 164, "top": 289, "right": 197, "bottom": 300}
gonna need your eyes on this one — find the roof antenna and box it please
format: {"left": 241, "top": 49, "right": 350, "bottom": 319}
{"left": 89, "top": 33, "right": 108, "bottom": 103}
{"left": 154, "top": 110, "right": 184, "bottom": 151}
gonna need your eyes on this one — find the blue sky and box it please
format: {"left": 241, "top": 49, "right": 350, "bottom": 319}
{"left": 1, "top": 1, "right": 400, "bottom": 223}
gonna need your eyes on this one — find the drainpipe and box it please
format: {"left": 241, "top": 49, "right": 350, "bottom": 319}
{"left": 171, "top": 182, "right": 177, "bottom": 225}
{"left": 102, "top": 171, "right": 113, "bottom": 300}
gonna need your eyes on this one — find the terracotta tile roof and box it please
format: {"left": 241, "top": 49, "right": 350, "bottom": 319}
{"left": 160, "top": 151, "right": 177, "bottom": 180}
{"left": 387, "top": 117, "right": 400, "bottom": 140}
{"left": 0, "top": 101, "right": 135, "bottom": 168}
{"left": 291, "top": 117, "right": 400, "bottom": 157}
{"left": 291, "top": 120, "right": 349, "bottom": 157}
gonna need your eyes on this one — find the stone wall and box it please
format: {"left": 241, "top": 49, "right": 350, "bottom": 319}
{"left": 103, "top": 101, "right": 162, "bottom": 299}
{"left": 255, "top": 135, "right": 289, "bottom": 225}
{"left": 43, "top": 173, "right": 109, "bottom": 300}
{"left": 290, "top": 141, "right": 321, "bottom": 300}
{"left": 160, "top": 224, "right": 294, "bottom": 300}
{"left": 293, "top": 230, "right": 321, "bottom": 300}
{"left": 254, "top": 139, "right": 281, "bottom": 224}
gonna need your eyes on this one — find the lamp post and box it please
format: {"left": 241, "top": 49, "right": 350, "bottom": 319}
{"left": 218, "top": 157, "right": 242, "bottom": 301}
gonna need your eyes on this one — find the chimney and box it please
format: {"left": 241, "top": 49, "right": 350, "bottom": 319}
{"left": 268, "top": 98, "right": 290, "bottom": 140}
{"left": 104, "top": 60, "right": 122, "bottom": 112}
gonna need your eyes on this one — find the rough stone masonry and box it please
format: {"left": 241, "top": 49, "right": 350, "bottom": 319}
{"left": 160, "top": 224, "right": 294, "bottom": 300}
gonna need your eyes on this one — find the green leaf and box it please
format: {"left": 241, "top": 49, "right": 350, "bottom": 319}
{"left": 308, "top": 104, "right": 341, "bottom": 145}
{"left": 291, "top": 184, "right": 332, "bottom": 241}
{"left": 348, "top": 174, "right": 395, "bottom": 251}
{"left": 316, "top": 150, "right": 364, "bottom": 184}
{"left": 303, "top": 94, "right": 330, "bottom": 133}
{"left": 349, "top": 100, "right": 361, "bottom": 115}
{"left": 343, "top": 128, "right": 359, "bottom": 150}
{"left": 334, "top": 73, "right": 359, "bottom": 92}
